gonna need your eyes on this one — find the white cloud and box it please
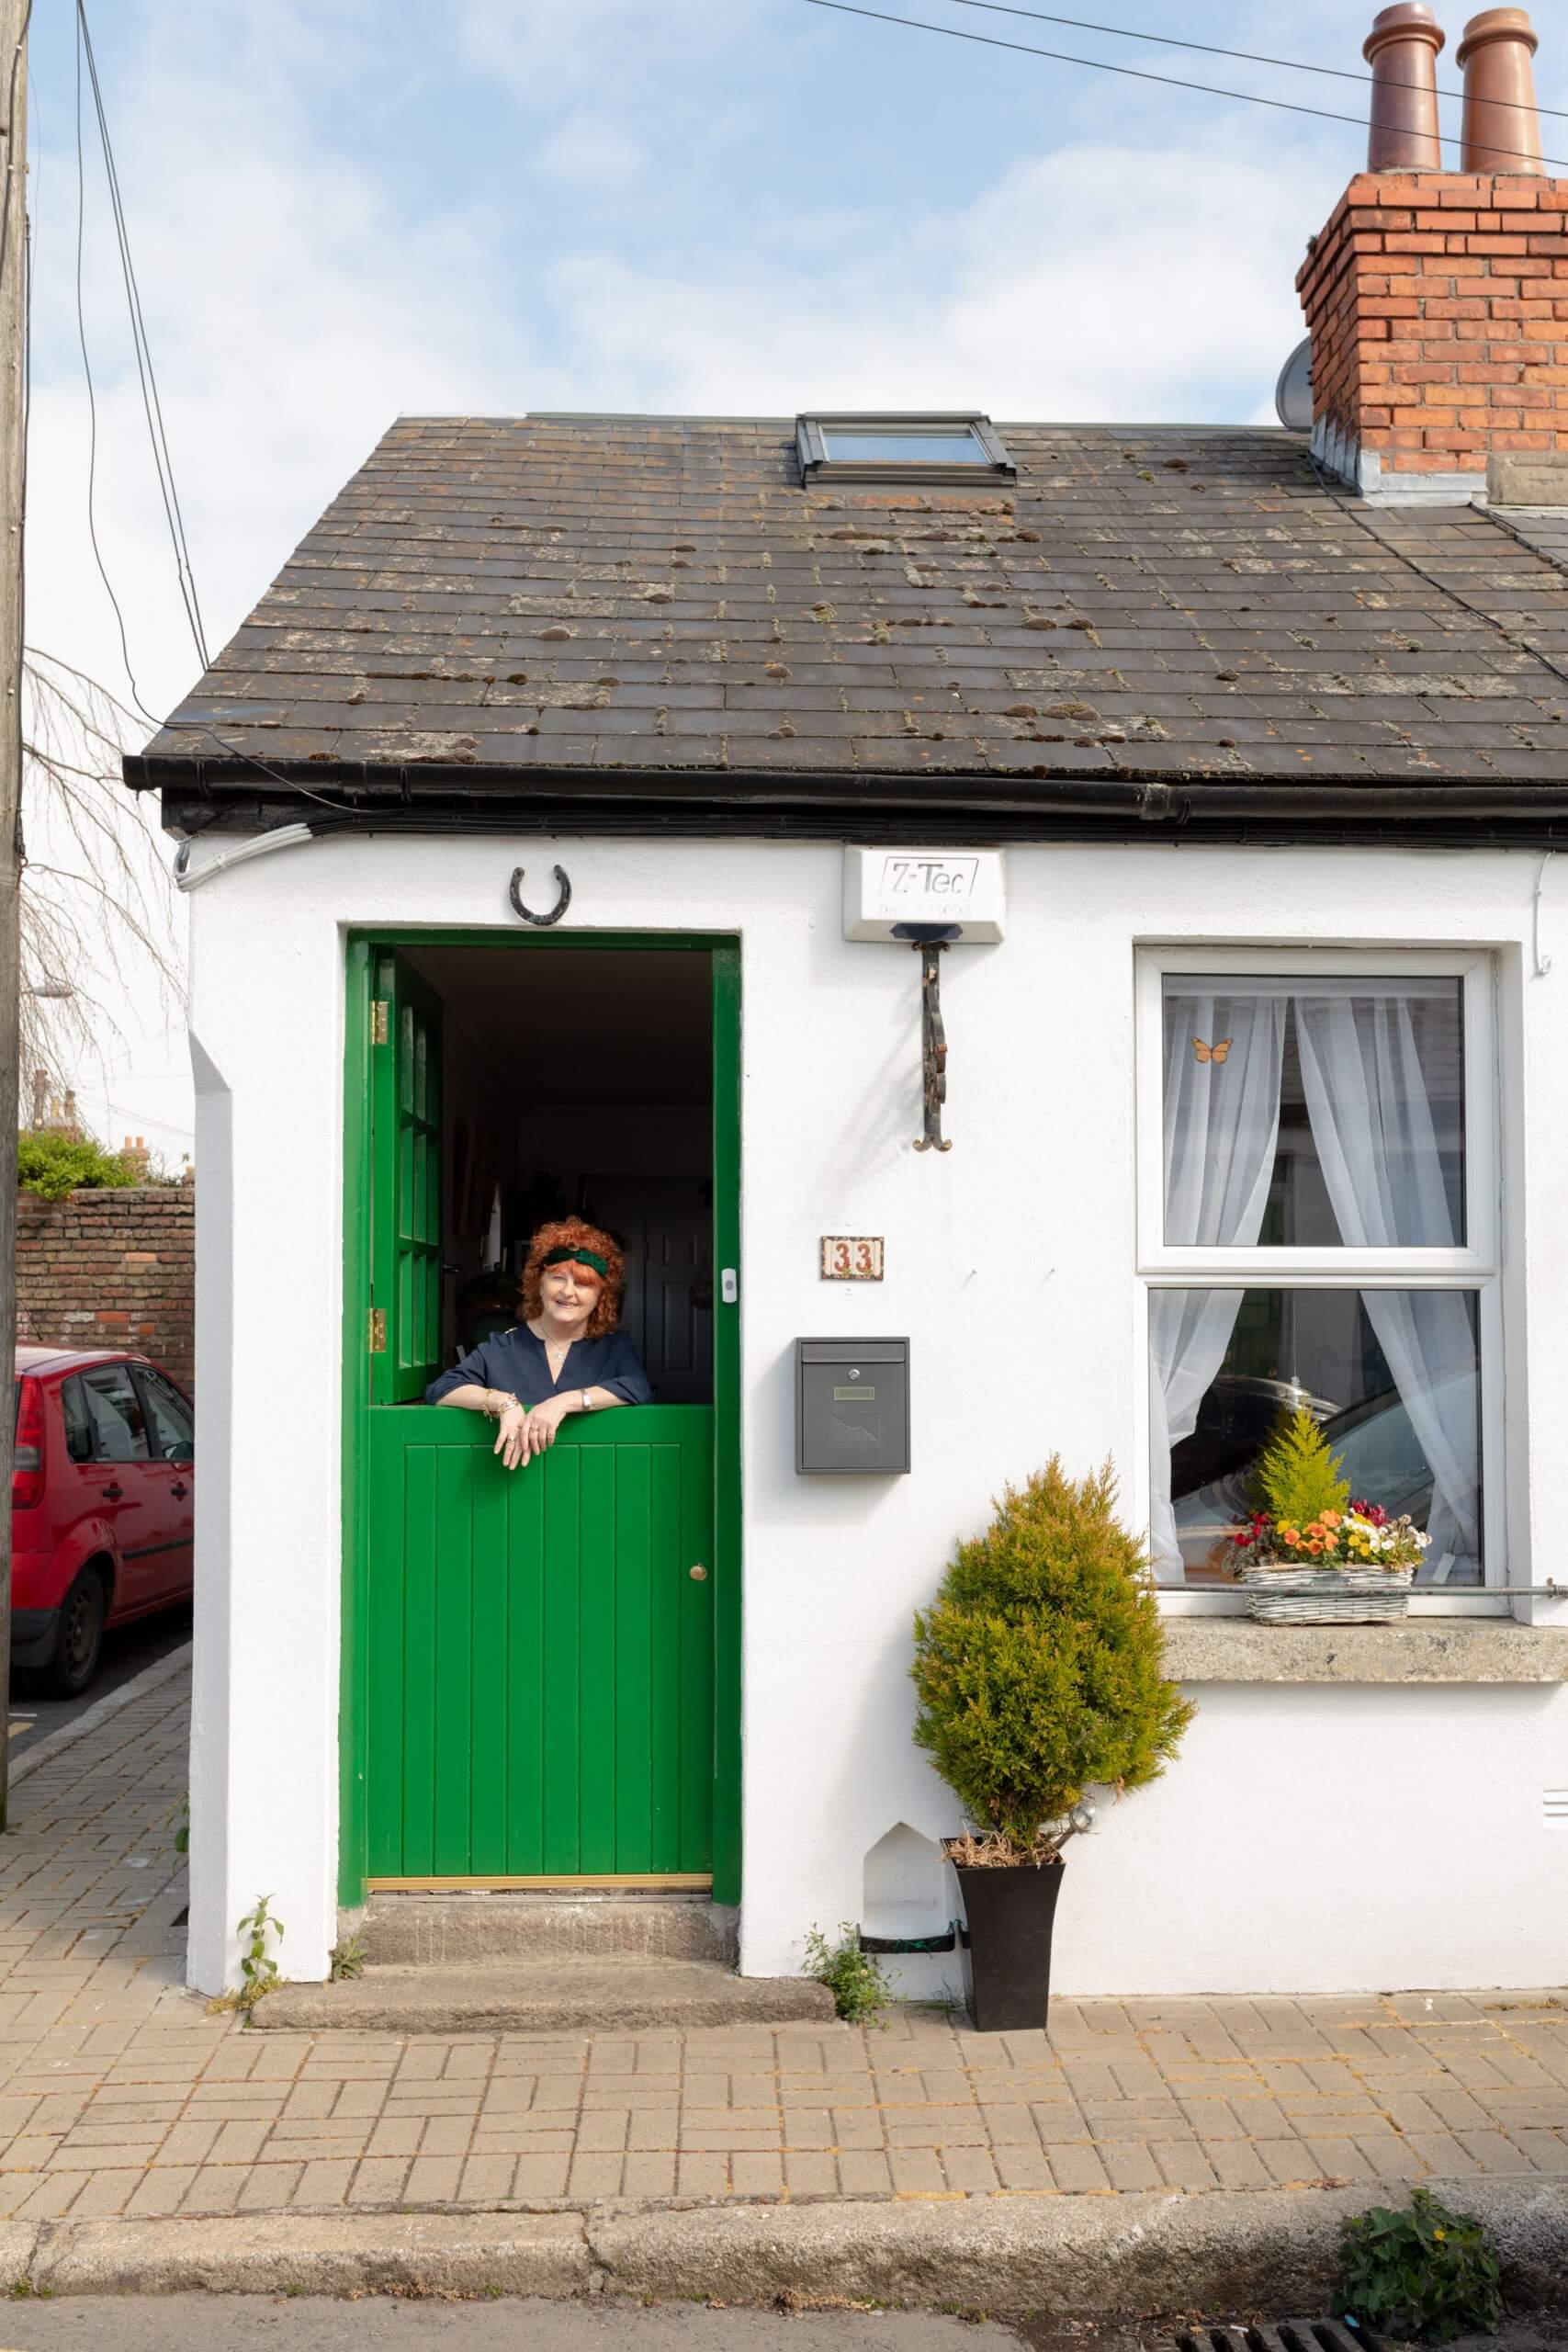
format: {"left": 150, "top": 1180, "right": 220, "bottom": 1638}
{"left": 535, "top": 109, "right": 649, "bottom": 191}
{"left": 544, "top": 139, "right": 1316, "bottom": 422}
{"left": 457, "top": 0, "right": 746, "bottom": 106}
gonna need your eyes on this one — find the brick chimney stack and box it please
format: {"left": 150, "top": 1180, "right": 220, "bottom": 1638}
{"left": 1297, "top": 6, "right": 1568, "bottom": 504}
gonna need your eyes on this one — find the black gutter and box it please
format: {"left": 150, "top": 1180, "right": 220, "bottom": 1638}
{"left": 125, "top": 753, "right": 1568, "bottom": 847}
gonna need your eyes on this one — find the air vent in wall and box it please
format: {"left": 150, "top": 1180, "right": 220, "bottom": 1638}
{"left": 1544, "top": 1789, "right": 1568, "bottom": 1825}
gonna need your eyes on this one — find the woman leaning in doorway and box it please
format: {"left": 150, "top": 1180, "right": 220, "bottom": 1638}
{"left": 426, "top": 1217, "right": 652, "bottom": 1468}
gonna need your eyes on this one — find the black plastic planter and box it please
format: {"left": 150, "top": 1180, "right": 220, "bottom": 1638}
{"left": 953, "top": 1857, "right": 1066, "bottom": 2033}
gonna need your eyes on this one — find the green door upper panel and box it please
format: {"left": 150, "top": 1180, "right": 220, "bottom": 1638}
{"left": 370, "top": 953, "right": 443, "bottom": 1405}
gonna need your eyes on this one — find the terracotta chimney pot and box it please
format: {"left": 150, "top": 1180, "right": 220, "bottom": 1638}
{"left": 1455, "top": 6, "right": 1545, "bottom": 172}
{"left": 1363, "top": 5, "right": 1446, "bottom": 172}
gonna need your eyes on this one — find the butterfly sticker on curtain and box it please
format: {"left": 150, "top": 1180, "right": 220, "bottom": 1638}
{"left": 1191, "top": 1036, "right": 1233, "bottom": 1065}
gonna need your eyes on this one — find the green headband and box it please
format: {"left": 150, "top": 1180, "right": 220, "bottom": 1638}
{"left": 542, "top": 1245, "right": 609, "bottom": 1280}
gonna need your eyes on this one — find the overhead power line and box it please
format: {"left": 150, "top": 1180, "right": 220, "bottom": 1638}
{"left": 66, "top": 7, "right": 363, "bottom": 816}
{"left": 74, "top": 0, "right": 209, "bottom": 676}
{"left": 800, "top": 0, "right": 1568, "bottom": 172}
{"left": 942, "top": 0, "right": 1568, "bottom": 123}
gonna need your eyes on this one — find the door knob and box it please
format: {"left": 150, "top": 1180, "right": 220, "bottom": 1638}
{"left": 101, "top": 1485, "right": 123, "bottom": 1501}
{"left": 172, "top": 1484, "right": 190, "bottom": 1500}
{"left": 689, "top": 1564, "right": 708, "bottom": 1582}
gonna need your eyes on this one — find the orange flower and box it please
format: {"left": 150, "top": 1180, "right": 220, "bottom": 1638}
{"left": 1306, "top": 1539, "right": 1324, "bottom": 1555}
{"left": 1280, "top": 1527, "right": 1301, "bottom": 1546}
{"left": 1321, "top": 1534, "right": 1337, "bottom": 1552}
{"left": 1321, "top": 1510, "right": 1342, "bottom": 1529}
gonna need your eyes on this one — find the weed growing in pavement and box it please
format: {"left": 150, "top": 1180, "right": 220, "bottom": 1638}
{"left": 207, "top": 1895, "right": 284, "bottom": 2013}
{"left": 329, "top": 1932, "right": 367, "bottom": 1981}
{"left": 8, "top": 2278, "right": 51, "bottom": 2298}
{"left": 802, "top": 1923, "right": 892, "bottom": 2027}
{"left": 1340, "top": 2185, "right": 1504, "bottom": 2344}
{"left": 168, "top": 1796, "right": 188, "bottom": 1856}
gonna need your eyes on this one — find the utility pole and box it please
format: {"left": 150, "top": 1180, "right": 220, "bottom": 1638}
{"left": 0, "top": 0, "right": 28, "bottom": 1832}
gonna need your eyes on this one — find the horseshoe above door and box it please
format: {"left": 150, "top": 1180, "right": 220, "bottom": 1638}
{"left": 509, "top": 865, "right": 572, "bottom": 927}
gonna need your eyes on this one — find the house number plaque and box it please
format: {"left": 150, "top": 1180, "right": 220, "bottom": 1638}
{"left": 820, "top": 1237, "right": 885, "bottom": 1282}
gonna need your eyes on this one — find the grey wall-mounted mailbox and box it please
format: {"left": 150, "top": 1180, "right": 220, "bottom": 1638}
{"left": 795, "top": 1339, "right": 910, "bottom": 1476}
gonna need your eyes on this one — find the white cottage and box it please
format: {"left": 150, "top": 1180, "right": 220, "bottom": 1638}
{"left": 129, "top": 65, "right": 1568, "bottom": 2001}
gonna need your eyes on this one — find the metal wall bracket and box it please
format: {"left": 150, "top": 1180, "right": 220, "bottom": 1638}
{"left": 509, "top": 865, "right": 572, "bottom": 927}
{"left": 911, "top": 938, "right": 953, "bottom": 1152}
{"left": 857, "top": 1921, "right": 959, "bottom": 1956}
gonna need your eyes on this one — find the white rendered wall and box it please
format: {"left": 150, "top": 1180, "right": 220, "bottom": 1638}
{"left": 183, "top": 832, "right": 1568, "bottom": 1994}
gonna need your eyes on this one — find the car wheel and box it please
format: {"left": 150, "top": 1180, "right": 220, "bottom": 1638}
{"left": 46, "top": 1570, "right": 107, "bottom": 1699}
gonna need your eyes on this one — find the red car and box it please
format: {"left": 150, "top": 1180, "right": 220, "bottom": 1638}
{"left": 11, "top": 1347, "right": 195, "bottom": 1696}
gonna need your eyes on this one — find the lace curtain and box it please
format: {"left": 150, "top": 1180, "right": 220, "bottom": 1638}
{"left": 1150, "top": 993, "right": 1285, "bottom": 1581}
{"left": 1294, "top": 991, "right": 1481, "bottom": 1580}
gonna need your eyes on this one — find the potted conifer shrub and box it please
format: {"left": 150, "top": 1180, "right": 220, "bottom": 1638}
{"left": 910, "top": 1457, "right": 1191, "bottom": 2034}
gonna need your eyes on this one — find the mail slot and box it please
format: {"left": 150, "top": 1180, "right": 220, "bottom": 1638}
{"left": 795, "top": 1338, "right": 910, "bottom": 1476}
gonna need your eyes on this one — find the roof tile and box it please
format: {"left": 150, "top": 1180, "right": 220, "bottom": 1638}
{"left": 138, "top": 414, "right": 1568, "bottom": 795}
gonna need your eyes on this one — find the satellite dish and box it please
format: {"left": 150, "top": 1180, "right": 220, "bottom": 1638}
{"left": 1275, "top": 336, "right": 1314, "bottom": 433}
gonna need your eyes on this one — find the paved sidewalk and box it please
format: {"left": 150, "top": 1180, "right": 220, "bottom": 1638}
{"left": 1, "top": 1665, "right": 1566, "bottom": 2231}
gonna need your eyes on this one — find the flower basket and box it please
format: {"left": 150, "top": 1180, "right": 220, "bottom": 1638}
{"left": 1237, "top": 1563, "right": 1415, "bottom": 1624}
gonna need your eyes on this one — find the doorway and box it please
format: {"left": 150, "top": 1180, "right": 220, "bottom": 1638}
{"left": 339, "top": 934, "right": 740, "bottom": 1907}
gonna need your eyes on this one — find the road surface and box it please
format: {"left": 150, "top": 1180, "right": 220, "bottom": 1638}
{"left": 6, "top": 1602, "right": 190, "bottom": 1762}
{"left": 0, "top": 2298, "right": 1066, "bottom": 2351}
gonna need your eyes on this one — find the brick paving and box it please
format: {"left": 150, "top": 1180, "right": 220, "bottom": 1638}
{"left": 2, "top": 1666, "right": 1567, "bottom": 2224}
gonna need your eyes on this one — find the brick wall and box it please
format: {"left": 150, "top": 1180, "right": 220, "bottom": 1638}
{"left": 16, "top": 1186, "right": 195, "bottom": 1392}
{"left": 1297, "top": 171, "right": 1568, "bottom": 498}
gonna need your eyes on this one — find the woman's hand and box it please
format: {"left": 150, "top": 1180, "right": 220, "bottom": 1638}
{"left": 494, "top": 1393, "right": 573, "bottom": 1470}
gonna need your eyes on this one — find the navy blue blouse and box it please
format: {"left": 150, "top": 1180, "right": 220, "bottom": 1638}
{"left": 424, "top": 1325, "right": 653, "bottom": 1410}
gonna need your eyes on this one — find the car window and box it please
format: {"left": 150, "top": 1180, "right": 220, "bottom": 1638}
{"left": 136, "top": 1368, "right": 193, "bottom": 1463}
{"left": 60, "top": 1378, "right": 94, "bottom": 1464}
{"left": 76, "top": 1364, "right": 152, "bottom": 1464}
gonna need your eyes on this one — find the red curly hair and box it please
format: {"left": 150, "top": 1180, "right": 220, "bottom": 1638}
{"left": 519, "top": 1218, "right": 625, "bottom": 1340}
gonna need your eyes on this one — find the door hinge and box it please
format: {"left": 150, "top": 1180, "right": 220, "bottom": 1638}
{"left": 367, "top": 1307, "right": 387, "bottom": 1354}
{"left": 370, "top": 1000, "right": 390, "bottom": 1046}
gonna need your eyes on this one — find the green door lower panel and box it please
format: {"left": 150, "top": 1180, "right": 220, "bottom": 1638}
{"left": 365, "top": 1406, "right": 715, "bottom": 1882}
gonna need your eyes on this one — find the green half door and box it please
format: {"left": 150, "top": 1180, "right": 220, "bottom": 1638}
{"left": 365, "top": 1408, "right": 715, "bottom": 1879}
{"left": 355, "top": 944, "right": 721, "bottom": 1885}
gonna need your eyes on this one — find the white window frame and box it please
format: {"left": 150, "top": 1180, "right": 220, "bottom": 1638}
{"left": 795, "top": 412, "right": 1016, "bottom": 487}
{"left": 1134, "top": 945, "right": 1505, "bottom": 1616}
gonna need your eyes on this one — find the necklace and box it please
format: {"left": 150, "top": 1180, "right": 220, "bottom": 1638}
{"left": 532, "top": 1320, "right": 574, "bottom": 1381}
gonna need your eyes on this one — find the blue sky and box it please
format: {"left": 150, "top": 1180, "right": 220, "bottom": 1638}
{"left": 18, "top": 0, "right": 1568, "bottom": 1148}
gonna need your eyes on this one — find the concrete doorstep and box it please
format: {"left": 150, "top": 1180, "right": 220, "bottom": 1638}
{"left": 0, "top": 2178, "right": 1562, "bottom": 2311}
{"left": 254, "top": 1961, "right": 836, "bottom": 2034}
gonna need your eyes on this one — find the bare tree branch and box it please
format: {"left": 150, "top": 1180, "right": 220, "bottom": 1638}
{"left": 18, "top": 657, "right": 183, "bottom": 1139}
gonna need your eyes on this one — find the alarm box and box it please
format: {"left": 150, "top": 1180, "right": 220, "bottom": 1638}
{"left": 795, "top": 1339, "right": 910, "bottom": 1476}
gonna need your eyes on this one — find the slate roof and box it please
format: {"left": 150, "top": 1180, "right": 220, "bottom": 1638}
{"left": 128, "top": 413, "right": 1568, "bottom": 839}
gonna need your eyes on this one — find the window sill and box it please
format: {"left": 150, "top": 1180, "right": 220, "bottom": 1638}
{"left": 1159, "top": 1617, "right": 1568, "bottom": 1685}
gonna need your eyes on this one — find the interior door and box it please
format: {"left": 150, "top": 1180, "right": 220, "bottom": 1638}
{"left": 370, "top": 952, "right": 444, "bottom": 1405}
{"left": 580, "top": 1177, "right": 714, "bottom": 1406}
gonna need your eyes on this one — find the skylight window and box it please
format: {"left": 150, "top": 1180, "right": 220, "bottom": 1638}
{"left": 796, "top": 413, "right": 1014, "bottom": 486}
